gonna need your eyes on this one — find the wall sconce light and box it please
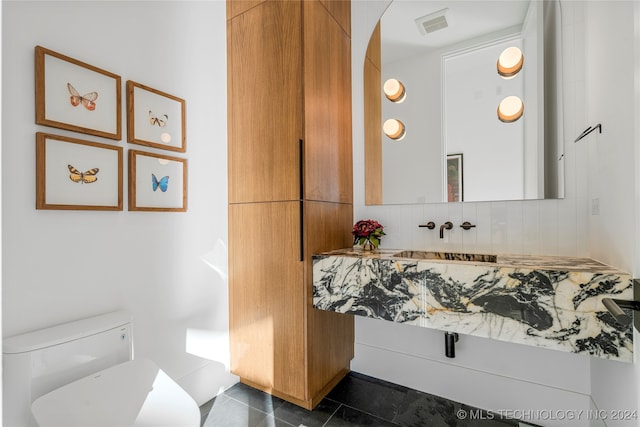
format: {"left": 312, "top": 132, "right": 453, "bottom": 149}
{"left": 497, "top": 96, "right": 524, "bottom": 123}
{"left": 383, "top": 118, "right": 406, "bottom": 140}
{"left": 383, "top": 78, "right": 406, "bottom": 103}
{"left": 497, "top": 46, "right": 524, "bottom": 79}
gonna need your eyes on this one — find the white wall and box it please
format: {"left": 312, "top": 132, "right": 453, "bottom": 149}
{"left": 1, "top": 0, "right": 236, "bottom": 406}
{"left": 1, "top": 1, "right": 4, "bottom": 422}
{"left": 382, "top": 51, "right": 443, "bottom": 204}
{"left": 351, "top": 1, "right": 639, "bottom": 426}
{"left": 584, "top": 1, "right": 640, "bottom": 426}
{"left": 444, "top": 39, "right": 525, "bottom": 202}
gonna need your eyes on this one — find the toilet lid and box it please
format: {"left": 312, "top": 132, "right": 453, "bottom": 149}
{"left": 31, "top": 358, "right": 200, "bottom": 427}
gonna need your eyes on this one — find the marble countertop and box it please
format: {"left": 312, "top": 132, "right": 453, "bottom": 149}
{"left": 317, "top": 248, "right": 628, "bottom": 274}
{"left": 312, "top": 248, "right": 634, "bottom": 362}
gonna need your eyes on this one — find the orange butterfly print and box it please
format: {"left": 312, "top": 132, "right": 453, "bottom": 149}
{"left": 68, "top": 164, "right": 99, "bottom": 184}
{"left": 67, "top": 83, "right": 98, "bottom": 111}
{"left": 149, "top": 111, "right": 168, "bottom": 127}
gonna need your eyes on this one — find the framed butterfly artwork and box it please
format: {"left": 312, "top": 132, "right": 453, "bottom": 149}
{"left": 36, "top": 132, "right": 123, "bottom": 210}
{"left": 35, "top": 46, "right": 122, "bottom": 140}
{"left": 126, "top": 81, "right": 186, "bottom": 153}
{"left": 128, "top": 149, "right": 187, "bottom": 212}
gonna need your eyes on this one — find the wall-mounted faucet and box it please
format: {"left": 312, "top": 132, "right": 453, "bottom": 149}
{"left": 421, "top": 221, "right": 473, "bottom": 237}
{"left": 439, "top": 221, "right": 453, "bottom": 238}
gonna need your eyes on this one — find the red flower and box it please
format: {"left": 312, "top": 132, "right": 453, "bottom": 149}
{"left": 352, "top": 219, "right": 385, "bottom": 247}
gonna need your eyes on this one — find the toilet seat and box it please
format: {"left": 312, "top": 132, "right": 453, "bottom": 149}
{"left": 31, "top": 358, "right": 200, "bottom": 427}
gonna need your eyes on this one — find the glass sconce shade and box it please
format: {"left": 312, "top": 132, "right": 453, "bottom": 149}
{"left": 497, "top": 47, "right": 524, "bottom": 79}
{"left": 383, "top": 78, "right": 406, "bottom": 103}
{"left": 383, "top": 118, "right": 406, "bottom": 140}
{"left": 497, "top": 96, "right": 524, "bottom": 123}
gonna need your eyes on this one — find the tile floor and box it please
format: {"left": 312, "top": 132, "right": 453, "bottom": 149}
{"left": 200, "top": 372, "right": 538, "bottom": 427}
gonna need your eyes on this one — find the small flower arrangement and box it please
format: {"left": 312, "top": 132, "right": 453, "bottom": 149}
{"left": 352, "top": 219, "right": 385, "bottom": 250}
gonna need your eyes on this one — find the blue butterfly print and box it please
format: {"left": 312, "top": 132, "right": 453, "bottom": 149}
{"left": 152, "top": 174, "right": 169, "bottom": 192}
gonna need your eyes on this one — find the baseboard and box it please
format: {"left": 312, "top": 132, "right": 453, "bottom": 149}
{"left": 352, "top": 343, "right": 593, "bottom": 427}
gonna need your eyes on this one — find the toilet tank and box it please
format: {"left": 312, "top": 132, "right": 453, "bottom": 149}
{"left": 3, "top": 311, "right": 133, "bottom": 427}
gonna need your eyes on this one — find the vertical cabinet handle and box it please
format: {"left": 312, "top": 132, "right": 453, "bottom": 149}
{"left": 299, "top": 139, "right": 304, "bottom": 200}
{"left": 299, "top": 139, "right": 304, "bottom": 261}
{"left": 299, "top": 201, "right": 304, "bottom": 262}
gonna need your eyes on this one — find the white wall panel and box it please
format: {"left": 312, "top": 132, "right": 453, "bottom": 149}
{"left": 1, "top": 0, "right": 236, "bottom": 405}
{"left": 351, "top": 1, "right": 640, "bottom": 422}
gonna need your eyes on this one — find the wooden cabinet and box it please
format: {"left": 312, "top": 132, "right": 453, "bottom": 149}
{"left": 303, "top": 1, "right": 353, "bottom": 203}
{"left": 227, "top": 0, "right": 354, "bottom": 409}
{"left": 227, "top": 0, "right": 302, "bottom": 203}
{"left": 303, "top": 201, "right": 354, "bottom": 400}
{"left": 228, "top": 202, "right": 305, "bottom": 398}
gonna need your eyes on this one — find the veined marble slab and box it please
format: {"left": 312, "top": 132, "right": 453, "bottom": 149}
{"left": 312, "top": 248, "right": 634, "bottom": 362}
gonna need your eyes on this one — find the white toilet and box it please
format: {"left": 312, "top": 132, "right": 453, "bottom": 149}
{"left": 3, "top": 311, "right": 200, "bottom": 427}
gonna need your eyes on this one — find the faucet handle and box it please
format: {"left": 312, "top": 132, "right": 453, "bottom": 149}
{"left": 419, "top": 221, "right": 436, "bottom": 229}
{"left": 460, "top": 221, "right": 476, "bottom": 230}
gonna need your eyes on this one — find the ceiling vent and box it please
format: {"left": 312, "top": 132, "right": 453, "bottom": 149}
{"left": 415, "top": 8, "right": 450, "bottom": 35}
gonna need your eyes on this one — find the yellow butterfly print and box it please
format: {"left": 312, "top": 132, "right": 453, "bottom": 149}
{"left": 149, "top": 111, "right": 168, "bottom": 127}
{"left": 68, "top": 164, "right": 99, "bottom": 184}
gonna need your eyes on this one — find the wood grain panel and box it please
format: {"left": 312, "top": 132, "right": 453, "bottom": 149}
{"left": 303, "top": 201, "right": 354, "bottom": 404}
{"left": 319, "top": 0, "right": 351, "bottom": 37}
{"left": 227, "top": 0, "right": 354, "bottom": 410}
{"left": 228, "top": 202, "right": 305, "bottom": 397}
{"left": 227, "top": 1, "right": 303, "bottom": 203}
{"left": 226, "top": 0, "right": 265, "bottom": 21}
{"left": 364, "top": 24, "right": 382, "bottom": 205}
{"left": 365, "top": 20, "right": 381, "bottom": 68}
{"left": 303, "top": 1, "right": 353, "bottom": 204}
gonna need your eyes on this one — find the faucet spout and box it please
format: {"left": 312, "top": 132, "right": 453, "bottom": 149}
{"left": 439, "top": 221, "right": 453, "bottom": 238}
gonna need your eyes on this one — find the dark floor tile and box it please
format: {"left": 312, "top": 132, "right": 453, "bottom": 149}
{"left": 200, "top": 397, "right": 215, "bottom": 414}
{"left": 327, "top": 372, "right": 407, "bottom": 422}
{"left": 200, "top": 397, "right": 216, "bottom": 427}
{"left": 201, "top": 394, "right": 276, "bottom": 427}
{"left": 272, "top": 398, "right": 341, "bottom": 427}
{"left": 347, "top": 372, "right": 410, "bottom": 393}
{"left": 393, "top": 389, "right": 536, "bottom": 427}
{"left": 393, "top": 389, "right": 462, "bottom": 427}
{"left": 200, "top": 375, "right": 541, "bottom": 427}
{"left": 325, "top": 404, "right": 401, "bottom": 427}
{"left": 223, "top": 382, "right": 288, "bottom": 415}
{"left": 458, "top": 403, "right": 541, "bottom": 427}
{"left": 254, "top": 414, "right": 297, "bottom": 427}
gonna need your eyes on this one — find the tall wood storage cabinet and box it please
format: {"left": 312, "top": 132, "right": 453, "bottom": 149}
{"left": 227, "top": 0, "right": 354, "bottom": 410}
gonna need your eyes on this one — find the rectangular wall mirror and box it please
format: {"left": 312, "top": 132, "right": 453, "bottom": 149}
{"left": 364, "top": 0, "right": 565, "bottom": 204}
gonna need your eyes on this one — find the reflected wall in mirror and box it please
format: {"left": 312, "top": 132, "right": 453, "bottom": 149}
{"left": 364, "top": 0, "right": 565, "bottom": 204}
